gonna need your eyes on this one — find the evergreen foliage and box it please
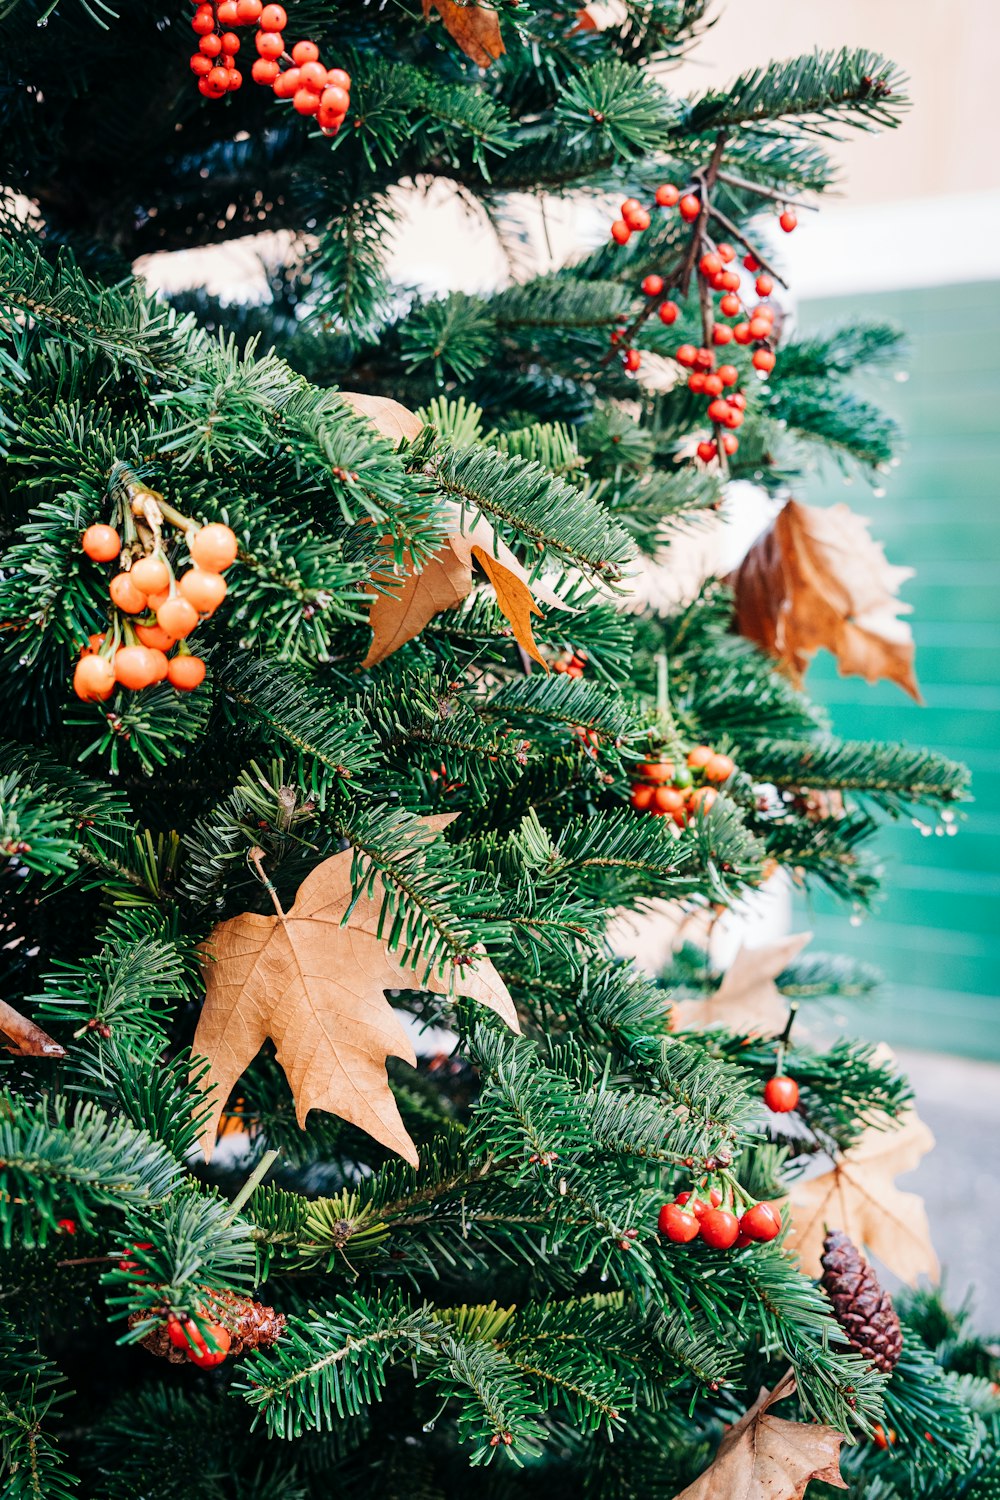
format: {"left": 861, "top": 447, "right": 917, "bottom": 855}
{"left": 0, "top": 2, "right": 984, "bottom": 1497}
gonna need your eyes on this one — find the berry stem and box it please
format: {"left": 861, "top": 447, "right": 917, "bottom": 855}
{"left": 715, "top": 170, "right": 819, "bottom": 212}
{"left": 706, "top": 204, "right": 787, "bottom": 288}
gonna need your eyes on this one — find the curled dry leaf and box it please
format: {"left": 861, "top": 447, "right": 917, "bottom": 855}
{"left": 671, "top": 932, "right": 812, "bottom": 1037}
{"left": 422, "top": 0, "right": 506, "bottom": 68}
{"left": 340, "top": 388, "right": 567, "bottom": 667}
{"left": 672, "top": 1370, "right": 846, "bottom": 1500}
{"left": 0, "top": 997, "right": 66, "bottom": 1058}
{"left": 785, "top": 1109, "right": 938, "bottom": 1284}
{"left": 193, "top": 815, "right": 518, "bottom": 1167}
{"left": 729, "top": 499, "right": 921, "bottom": 701}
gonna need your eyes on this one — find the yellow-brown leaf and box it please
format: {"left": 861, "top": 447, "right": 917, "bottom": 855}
{"left": 672, "top": 933, "right": 812, "bottom": 1037}
{"left": 422, "top": 0, "right": 506, "bottom": 67}
{"left": 192, "top": 817, "right": 518, "bottom": 1166}
{"left": 362, "top": 544, "right": 470, "bottom": 667}
{"left": 785, "top": 1110, "right": 938, "bottom": 1284}
{"left": 471, "top": 544, "right": 547, "bottom": 667}
{"left": 672, "top": 1371, "right": 846, "bottom": 1500}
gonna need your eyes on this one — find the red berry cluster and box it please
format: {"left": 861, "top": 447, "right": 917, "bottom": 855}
{"left": 607, "top": 185, "right": 796, "bottom": 455}
{"left": 74, "top": 518, "right": 239, "bottom": 701}
{"left": 553, "top": 647, "right": 587, "bottom": 678}
{"left": 189, "top": 1, "right": 352, "bottom": 134}
{"left": 659, "top": 1186, "right": 781, "bottom": 1250}
{"left": 629, "top": 744, "right": 735, "bottom": 824}
{"left": 167, "top": 1310, "right": 233, "bottom": 1369}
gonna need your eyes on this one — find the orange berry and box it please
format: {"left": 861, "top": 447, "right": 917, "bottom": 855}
{"left": 79, "top": 632, "right": 106, "bottom": 657}
{"left": 688, "top": 786, "right": 718, "bottom": 814}
{"left": 686, "top": 745, "right": 713, "bottom": 769}
{"left": 752, "top": 349, "right": 776, "bottom": 373}
{"left": 146, "top": 587, "right": 171, "bottom": 611}
{"left": 157, "top": 597, "right": 200, "bottom": 640}
{"left": 704, "top": 753, "right": 736, "bottom": 783}
{"left": 179, "top": 569, "right": 228, "bottom": 615}
{"left": 129, "top": 556, "right": 171, "bottom": 596}
{"left": 167, "top": 654, "right": 207, "bottom": 691}
{"left": 630, "top": 782, "right": 654, "bottom": 811}
{"left": 653, "top": 786, "right": 685, "bottom": 814}
{"left": 73, "top": 654, "right": 116, "bottom": 702}
{"left": 135, "top": 622, "right": 176, "bottom": 651}
{"left": 82, "top": 524, "right": 121, "bottom": 562}
{"left": 189, "top": 523, "right": 238, "bottom": 573}
{"left": 109, "top": 573, "right": 147, "bottom": 614}
{"left": 638, "top": 759, "right": 674, "bottom": 783}
{"left": 114, "top": 646, "right": 161, "bottom": 691}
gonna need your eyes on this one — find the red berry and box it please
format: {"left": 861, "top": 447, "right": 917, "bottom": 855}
{"left": 653, "top": 786, "right": 685, "bottom": 815}
{"left": 57, "top": 1218, "right": 77, "bottom": 1234}
{"left": 190, "top": 52, "right": 213, "bottom": 75}
{"left": 688, "top": 786, "right": 717, "bottom": 814}
{"left": 320, "top": 84, "right": 350, "bottom": 113}
{"left": 748, "top": 315, "right": 771, "bottom": 340}
{"left": 207, "top": 65, "right": 231, "bottom": 90}
{"left": 755, "top": 274, "right": 774, "bottom": 297}
{"left": 720, "top": 270, "right": 740, "bottom": 291}
{"left": 218, "top": 0, "right": 240, "bottom": 19}
{"left": 641, "top": 274, "right": 664, "bottom": 297}
{"left": 743, "top": 253, "right": 760, "bottom": 271}
{"left": 687, "top": 373, "right": 706, "bottom": 394}
{"left": 82, "top": 524, "right": 121, "bottom": 561}
{"left": 694, "top": 347, "right": 714, "bottom": 370}
{"left": 678, "top": 193, "right": 700, "bottom": 222}
{"left": 699, "top": 1208, "right": 740, "bottom": 1250}
{"left": 722, "top": 406, "right": 743, "bottom": 429}
{"left": 220, "top": 31, "right": 240, "bottom": 52}
{"left": 708, "top": 1187, "right": 723, "bottom": 1207}
{"left": 702, "top": 373, "right": 723, "bottom": 397}
{"left": 719, "top": 292, "right": 741, "bottom": 317}
{"left": 739, "top": 1203, "right": 782, "bottom": 1242}
{"left": 236, "top": 0, "right": 263, "bottom": 18}
{"left": 273, "top": 66, "right": 299, "bottom": 97}
{"left": 717, "top": 242, "right": 736, "bottom": 263}
{"left": 620, "top": 197, "right": 642, "bottom": 220}
{"left": 696, "top": 440, "right": 717, "bottom": 463}
{"left": 699, "top": 251, "right": 722, "bottom": 278}
{"left": 712, "top": 325, "right": 733, "bottom": 345}
{"left": 326, "top": 68, "right": 352, "bottom": 91}
{"left": 733, "top": 322, "right": 752, "bottom": 345}
{"left": 872, "top": 1425, "right": 897, "bottom": 1451}
{"left": 630, "top": 783, "right": 655, "bottom": 812}
{"left": 255, "top": 30, "right": 284, "bottom": 57}
{"left": 252, "top": 56, "right": 279, "bottom": 82}
{"left": 259, "top": 3, "right": 286, "bottom": 27}
{"left": 721, "top": 433, "right": 738, "bottom": 455}
{"left": 623, "top": 349, "right": 641, "bottom": 373}
{"left": 655, "top": 183, "right": 679, "bottom": 207}
{"left": 192, "top": 9, "right": 216, "bottom": 35}
{"left": 298, "top": 60, "right": 328, "bottom": 92}
{"left": 190, "top": 524, "right": 238, "bottom": 573}
{"left": 764, "top": 1075, "right": 799, "bottom": 1112}
{"left": 638, "top": 760, "right": 674, "bottom": 783}
{"left": 291, "top": 39, "right": 320, "bottom": 64}
{"left": 658, "top": 1202, "right": 700, "bottom": 1242}
{"left": 611, "top": 220, "right": 631, "bottom": 245}
{"left": 730, "top": 391, "right": 747, "bottom": 409}
{"left": 704, "top": 752, "right": 735, "bottom": 782}
{"left": 779, "top": 209, "right": 798, "bottom": 233}
{"left": 674, "top": 344, "right": 697, "bottom": 368}
{"left": 658, "top": 300, "right": 678, "bottom": 325}
{"left": 717, "top": 364, "right": 738, "bottom": 386}
{"left": 627, "top": 207, "right": 650, "bottom": 232}
{"left": 752, "top": 348, "right": 776, "bottom": 373}
{"left": 706, "top": 398, "right": 730, "bottom": 424}
{"left": 293, "top": 87, "right": 321, "bottom": 114}
{"left": 200, "top": 32, "right": 223, "bottom": 55}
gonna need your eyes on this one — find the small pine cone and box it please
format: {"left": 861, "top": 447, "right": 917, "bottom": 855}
{"left": 821, "top": 1230, "right": 902, "bottom": 1373}
{"left": 204, "top": 1288, "right": 287, "bottom": 1357}
{"left": 128, "top": 1311, "right": 187, "bottom": 1365}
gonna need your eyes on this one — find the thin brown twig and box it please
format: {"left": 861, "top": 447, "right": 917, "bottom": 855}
{"left": 707, "top": 204, "right": 788, "bottom": 287}
{"left": 716, "top": 169, "right": 819, "bottom": 210}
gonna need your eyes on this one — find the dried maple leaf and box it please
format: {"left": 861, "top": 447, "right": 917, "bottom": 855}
{"left": 730, "top": 499, "right": 921, "bottom": 701}
{"left": 0, "top": 998, "right": 66, "bottom": 1058}
{"left": 422, "top": 0, "right": 505, "bottom": 68}
{"left": 785, "top": 1110, "right": 938, "bottom": 1284}
{"left": 672, "top": 1370, "right": 846, "bottom": 1500}
{"left": 672, "top": 933, "right": 812, "bottom": 1036}
{"left": 339, "top": 391, "right": 424, "bottom": 446}
{"left": 193, "top": 815, "right": 518, "bottom": 1166}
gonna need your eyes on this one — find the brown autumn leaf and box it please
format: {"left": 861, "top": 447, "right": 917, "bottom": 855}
{"left": 338, "top": 391, "right": 425, "bottom": 446}
{"left": 471, "top": 543, "right": 545, "bottom": 666}
{"left": 0, "top": 998, "right": 66, "bottom": 1058}
{"left": 730, "top": 499, "right": 921, "bottom": 701}
{"left": 422, "top": 0, "right": 506, "bottom": 68}
{"left": 785, "top": 1110, "right": 938, "bottom": 1284}
{"left": 192, "top": 815, "right": 518, "bottom": 1167}
{"left": 672, "top": 1370, "right": 846, "bottom": 1500}
{"left": 672, "top": 932, "right": 812, "bottom": 1037}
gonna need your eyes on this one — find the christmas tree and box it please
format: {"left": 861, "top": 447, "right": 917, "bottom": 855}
{"left": 1, "top": 3, "right": 996, "bottom": 1497}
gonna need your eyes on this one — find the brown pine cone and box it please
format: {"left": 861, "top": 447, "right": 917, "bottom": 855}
{"left": 129, "top": 1291, "right": 286, "bottom": 1363}
{"left": 820, "top": 1229, "right": 902, "bottom": 1372}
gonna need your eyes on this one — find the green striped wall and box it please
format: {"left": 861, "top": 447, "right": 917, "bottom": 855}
{"left": 792, "top": 280, "right": 1000, "bottom": 1059}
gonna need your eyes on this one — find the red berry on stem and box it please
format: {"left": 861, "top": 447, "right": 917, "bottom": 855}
{"left": 730, "top": 391, "right": 746, "bottom": 409}
{"left": 653, "top": 786, "right": 685, "bottom": 815}
{"left": 255, "top": 30, "right": 284, "bottom": 57}
{"left": 703, "top": 373, "right": 723, "bottom": 397}
{"left": 208, "top": 65, "right": 230, "bottom": 90}
{"left": 721, "top": 433, "right": 738, "bottom": 455}
{"left": 696, "top": 440, "right": 717, "bottom": 463}
{"left": 191, "top": 52, "right": 213, "bottom": 75}
{"left": 291, "top": 40, "right": 320, "bottom": 64}
{"left": 699, "top": 1208, "right": 739, "bottom": 1249}
{"left": 687, "top": 373, "right": 706, "bottom": 394}
{"left": 712, "top": 325, "right": 733, "bottom": 345}
{"left": 739, "top": 1203, "right": 782, "bottom": 1242}
{"left": 752, "top": 348, "right": 776, "bottom": 373}
{"left": 674, "top": 344, "right": 697, "bottom": 368}
{"left": 627, "top": 207, "right": 650, "bottom": 232}
{"left": 694, "top": 347, "right": 714, "bottom": 370}
{"left": 200, "top": 32, "right": 223, "bottom": 56}
{"left": 327, "top": 68, "right": 351, "bottom": 90}
{"left": 748, "top": 315, "right": 771, "bottom": 340}
{"left": 218, "top": 0, "right": 240, "bottom": 19}
{"left": 298, "top": 60, "right": 328, "bottom": 92}
{"left": 658, "top": 300, "right": 678, "bottom": 325}
{"left": 611, "top": 220, "right": 631, "bottom": 245}
{"left": 630, "top": 782, "right": 655, "bottom": 811}
{"left": 236, "top": 0, "right": 263, "bottom": 18}
{"left": 704, "top": 752, "right": 735, "bottom": 782}
{"left": 623, "top": 349, "right": 641, "bottom": 373}
{"left": 743, "top": 253, "right": 760, "bottom": 271}
{"left": 273, "top": 67, "right": 300, "bottom": 97}
{"left": 220, "top": 31, "right": 240, "bottom": 52}
{"left": 641, "top": 274, "right": 663, "bottom": 297}
{"left": 707, "top": 398, "right": 730, "bottom": 424}
{"left": 689, "top": 786, "right": 717, "bottom": 814}
{"left": 678, "top": 193, "right": 700, "bottom": 222}
{"left": 756, "top": 274, "right": 774, "bottom": 297}
{"left": 260, "top": 3, "right": 287, "bottom": 28}
{"left": 733, "top": 322, "right": 752, "bottom": 345}
{"left": 719, "top": 292, "right": 741, "bottom": 317}
{"left": 720, "top": 270, "right": 740, "bottom": 292}
{"left": 320, "top": 84, "right": 350, "bottom": 114}
{"left": 717, "top": 364, "right": 738, "bottom": 387}
{"left": 764, "top": 1075, "right": 799, "bottom": 1113}
{"left": 168, "top": 654, "right": 207, "bottom": 691}
{"left": 82, "top": 524, "right": 121, "bottom": 561}
{"left": 717, "top": 242, "right": 736, "bottom": 263}
{"left": 658, "top": 1202, "right": 700, "bottom": 1242}
{"left": 252, "top": 56, "right": 279, "bottom": 82}
{"left": 779, "top": 209, "right": 798, "bottom": 233}
{"left": 192, "top": 9, "right": 216, "bottom": 35}
{"left": 655, "top": 183, "right": 679, "bottom": 207}
{"left": 699, "top": 251, "right": 722, "bottom": 278}
{"left": 293, "top": 87, "right": 321, "bottom": 114}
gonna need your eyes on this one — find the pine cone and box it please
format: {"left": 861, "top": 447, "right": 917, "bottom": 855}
{"left": 820, "top": 1229, "right": 902, "bottom": 1372}
{"left": 129, "top": 1291, "right": 286, "bottom": 1363}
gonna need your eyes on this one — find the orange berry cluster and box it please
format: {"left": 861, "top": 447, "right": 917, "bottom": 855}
{"left": 74, "top": 520, "right": 239, "bottom": 701}
{"left": 166, "top": 1311, "right": 232, "bottom": 1370}
{"left": 189, "top": 1, "right": 352, "bottom": 133}
{"left": 553, "top": 647, "right": 587, "bottom": 679}
{"left": 629, "top": 744, "right": 735, "bottom": 824}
